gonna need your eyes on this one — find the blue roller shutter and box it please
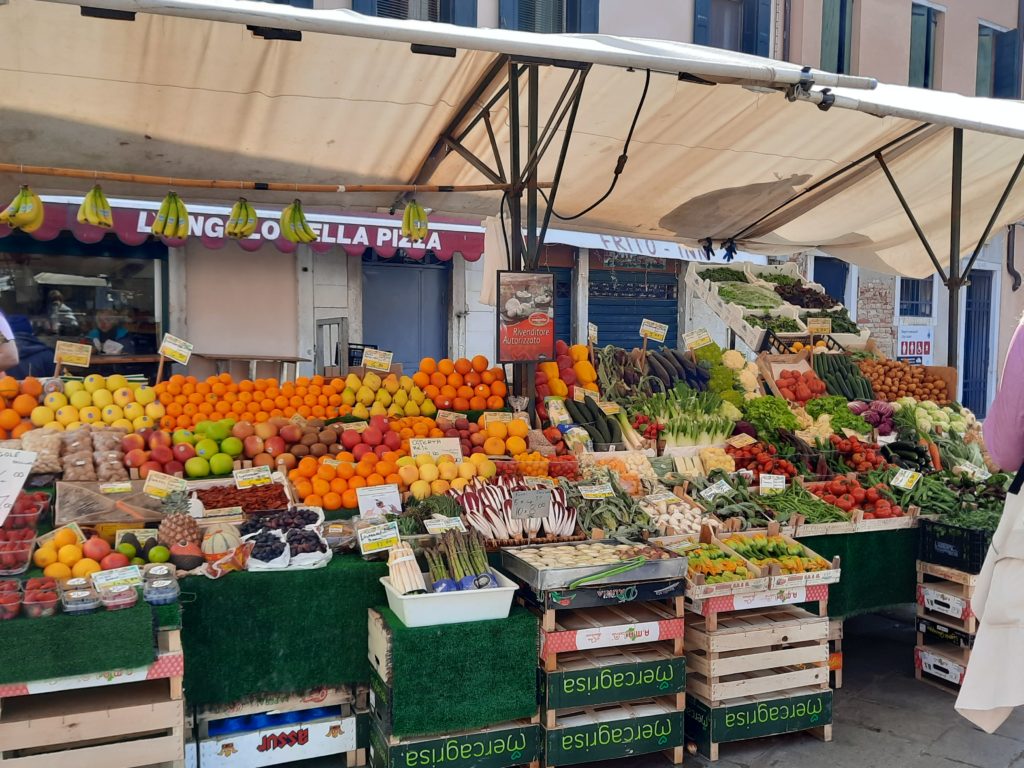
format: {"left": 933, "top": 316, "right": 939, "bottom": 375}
{"left": 541, "top": 266, "right": 573, "bottom": 344}
{"left": 588, "top": 270, "right": 678, "bottom": 351}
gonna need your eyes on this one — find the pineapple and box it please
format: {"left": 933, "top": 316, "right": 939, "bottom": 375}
{"left": 158, "top": 490, "right": 200, "bottom": 546}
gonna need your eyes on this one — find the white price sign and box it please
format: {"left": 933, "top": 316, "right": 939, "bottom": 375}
{"left": 54, "top": 340, "right": 92, "bottom": 368}
{"left": 700, "top": 480, "right": 733, "bottom": 501}
{"left": 588, "top": 322, "right": 598, "bottom": 344}
{"left": 361, "top": 348, "right": 394, "bottom": 372}
{"left": 578, "top": 482, "right": 614, "bottom": 500}
{"left": 759, "top": 474, "right": 787, "bottom": 495}
{"left": 957, "top": 463, "right": 992, "bottom": 481}
{"left": 424, "top": 517, "right": 467, "bottom": 534}
{"left": 891, "top": 469, "right": 922, "bottom": 491}
{"left": 408, "top": 437, "right": 463, "bottom": 461}
{"left": 640, "top": 319, "right": 669, "bottom": 342}
{"left": 0, "top": 449, "right": 37, "bottom": 527}
{"left": 357, "top": 521, "right": 401, "bottom": 556}
{"left": 142, "top": 471, "right": 188, "bottom": 499}
{"left": 683, "top": 328, "right": 714, "bottom": 351}
{"left": 234, "top": 465, "right": 272, "bottom": 489}
{"left": 511, "top": 489, "right": 552, "bottom": 519}
{"left": 805, "top": 317, "right": 832, "bottom": 336}
{"left": 159, "top": 333, "right": 194, "bottom": 365}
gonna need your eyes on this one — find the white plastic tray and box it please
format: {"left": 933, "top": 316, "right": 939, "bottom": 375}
{"left": 379, "top": 570, "right": 517, "bottom": 627}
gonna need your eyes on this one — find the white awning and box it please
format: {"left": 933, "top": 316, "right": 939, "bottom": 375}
{"left": 1, "top": 0, "right": 1023, "bottom": 277}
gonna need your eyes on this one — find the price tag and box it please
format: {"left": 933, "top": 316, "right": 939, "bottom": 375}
{"left": 683, "top": 328, "right": 714, "bottom": 351}
{"left": 640, "top": 319, "right": 669, "bottom": 342}
{"left": 424, "top": 516, "right": 467, "bottom": 534}
{"left": 91, "top": 565, "right": 143, "bottom": 589}
{"left": 511, "top": 489, "right": 552, "bottom": 519}
{"left": 358, "top": 521, "right": 401, "bottom": 556}
{"left": 322, "top": 458, "right": 341, "bottom": 468}
{"left": 361, "top": 348, "right": 394, "bottom": 372}
{"left": 408, "top": 437, "right": 463, "bottom": 461}
{"left": 436, "top": 410, "right": 461, "bottom": 426}
{"left": 99, "top": 481, "right": 132, "bottom": 494}
{"left": 735, "top": 468, "right": 755, "bottom": 483}
{"left": 700, "top": 479, "right": 733, "bottom": 501}
{"left": 759, "top": 474, "right": 787, "bottom": 495}
{"left": 957, "top": 463, "right": 992, "bottom": 481}
{"left": 341, "top": 421, "right": 368, "bottom": 433}
{"left": 234, "top": 465, "right": 272, "bottom": 489}
{"left": 159, "top": 333, "right": 194, "bottom": 365}
{"left": 573, "top": 386, "right": 586, "bottom": 403}
{"left": 599, "top": 402, "right": 621, "bottom": 415}
{"left": 546, "top": 398, "right": 570, "bottom": 426}
{"left": 644, "top": 489, "right": 680, "bottom": 504}
{"left": 201, "top": 505, "right": 245, "bottom": 520}
{"left": 578, "top": 482, "right": 614, "bottom": 500}
{"left": 0, "top": 449, "right": 38, "bottom": 527}
{"left": 806, "top": 317, "right": 832, "bottom": 336}
{"left": 142, "top": 471, "right": 188, "bottom": 499}
{"left": 356, "top": 484, "right": 402, "bottom": 519}
{"left": 727, "top": 433, "right": 757, "bottom": 448}
{"left": 482, "top": 411, "right": 513, "bottom": 425}
{"left": 114, "top": 528, "right": 158, "bottom": 547}
{"left": 891, "top": 469, "right": 922, "bottom": 491}
{"left": 54, "top": 340, "right": 92, "bottom": 368}
{"left": 524, "top": 476, "right": 555, "bottom": 489}
{"left": 588, "top": 322, "right": 598, "bottom": 344}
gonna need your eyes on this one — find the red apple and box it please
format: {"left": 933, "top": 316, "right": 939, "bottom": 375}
{"left": 254, "top": 422, "right": 278, "bottom": 440}
{"left": 231, "top": 421, "right": 255, "bottom": 439}
{"left": 265, "top": 436, "right": 286, "bottom": 457}
{"left": 383, "top": 431, "right": 402, "bottom": 451}
{"left": 121, "top": 433, "right": 145, "bottom": 452}
{"left": 470, "top": 432, "right": 486, "bottom": 447}
{"left": 341, "top": 430, "right": 362, "bottom": 450}
{"left": 173, "top": 442, "right": 197, "bottom": 463}
{"left": 100, "top": 552, "right": 131, "bottom": 570}
{"left": 150, "top": 445, "right": 174, "bottom": 465}
{"left": 252, "top": 453, "right": 275, "bottom": 467}
{"left": 444, "top": 429, "right": 460, "bottom": 438}
{"left": 243, "top": 435, "right": 265, "bottom": 459}
{"left": 374, "top": 444, "right": 389, "bottom": 459}
{"left": 163, "top": 460, "right": 184, "bottom": 476}
{"left": 82, "top": 535, "right": 111, "bottom": 562}
{"left": 138, "top": 461, "right": 164, "bottom": 478}
{"left": 362, "top": 427, "right": 383, "bottom": 447}
{"left": 279, "top": 424, "right": 303, "bottom": 444}
{"left": 276, "top": 453, "right": 297, "bottom": 471}
{"left": 352, "top": 443, "right": 372, "bottom": 461}
{"left": 125, "top": 448, "right": 150, "bottom": 468}
{"left": 148, "top": 430, "right": 172, "bottom": 450}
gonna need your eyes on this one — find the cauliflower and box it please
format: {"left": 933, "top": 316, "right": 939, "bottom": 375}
{"left": 737, "top": 367, "right": 760, "bottom": 393}
{"left": 721, "top": 349, "right": 746, "bottom": 371}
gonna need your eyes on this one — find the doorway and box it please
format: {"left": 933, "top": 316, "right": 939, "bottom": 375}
{"left": 961, "top": 269, "right": 994, "bottom": 417}
{"left": 362, "top": 262, "right": 449, "bottom": 372}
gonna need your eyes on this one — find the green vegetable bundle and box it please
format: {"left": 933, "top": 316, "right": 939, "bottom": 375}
{"left": 699, "top": 267, "right": 748, "bottom": 283}
{"left": 805, "top": 396, "right": 870, "bottom": 434}
{"left": 742, "top": 396, "right": 798, "bottom": 441}
{"left": 747, "top": 315, "right": 803, "bottom": 333}
{"left": 757, "top": 483, "right": 849, "bottom": 524}
{"left": 717, "top": 282, "right": 784, "bottom": 310}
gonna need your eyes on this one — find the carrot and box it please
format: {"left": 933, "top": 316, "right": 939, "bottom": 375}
{"left": 922, "top": 439, "right": 942, "bottom": 471}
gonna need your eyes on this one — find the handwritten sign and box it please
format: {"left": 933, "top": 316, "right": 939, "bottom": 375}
{"left": 341, "top": 421, "right": 368, "bottom": 434}
{"left": 700, "top": 480, "right": 733, "bottom": 501}
{"left": 424, "top": 517, "right": 467, "bottom": 534}
{"left": 524, "top": 476, "right": 555, "bottom": 489}
{"left": 142, "top": 471, "right": 188, "bottom": 499}
{"left": 727, "top": 433, "right": 757, "bottom": 449}
{"left": 408, "top": 437, "right": 463, "bottom": 461}
{"left": 588, "top": 323, "right": 598, "bottom": 344}
{"left": 683, "top": 328, "right": 714, "bottom": 351}
{"left": 759, "top": 474, "right": 787, "bottom": 495}
{"left": 200, "top": 505, "right": 245, "bottom": 520}
{"left": 578, "top": 482, "right": 613, "bottom": 500}
{"left": 358, "top": 521, "right": 401, "bottom": 556}
{"left": 435, "top": 410, "right": 461, "bottom": 426}
{"left": 891, "top": 469, "right": 922, "bottom": 491}
{"left": 99, "top": 481, "right": 133, "bottom": 494}
{"left": 805, "top": 317, "right": 832, "bottom": 336}
{"left": 234, "top": 465, "right": 272, "bottom": 489}
{"left": 482, "top": 411, "right": 513, "bottom": 425}
{"left": 640, "top": 319, "right": 669, "bottom": 343}
{"left": 54, "top": 341, "right": 92, "bottom": 368}
{"left": 0, "top": 449, "right": 37, "bottom": 527}
{"left": 361, "top": 348, "right": 394, "bottom": 372}
{"left": 511, "top": 489, "right": 551, "bottom": 519}
{"left": 159, "top": 333, "right": 194, "bottom": 365}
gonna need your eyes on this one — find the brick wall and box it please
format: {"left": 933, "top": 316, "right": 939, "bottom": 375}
{"left": 769, "top": 254, "right": 809, "bottom": 278}
{"left": 857, "top": 273, "right": 897, "bottom": 357}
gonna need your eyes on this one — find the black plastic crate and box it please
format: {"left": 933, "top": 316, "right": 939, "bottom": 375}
{"left": 918, "top": 517, "right": 991, "bottom": 575}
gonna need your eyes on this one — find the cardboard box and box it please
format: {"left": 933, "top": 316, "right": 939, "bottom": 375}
{"left": 195, "top": 713, "right": 360, "bottom": 768}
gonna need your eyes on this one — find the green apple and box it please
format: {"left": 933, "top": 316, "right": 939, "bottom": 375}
{"left": 220, "top": 436, "right": 243, "bottom": 457}
{"left": 195, "top": 438, "right": 219, "bottom": 458}
{"left": 209, "top": 452, "right": 234, "bottom": 476}
{"left": 185, "top": 456, "right": 210, "bottom": 478}
{"left": 172, "top": 429, "right": 195, "bottom": 445}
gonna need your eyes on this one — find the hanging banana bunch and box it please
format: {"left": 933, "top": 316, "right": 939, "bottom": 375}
{"left": 0, "top": 186, "right": 45, "bottom": 233}
{"left": 226, "top": 198, "right": 258, "bottom": 239}
{"left": 152, "top": 192, "right": 189, "bottom": 239}
{"left": 280, "top": 199, "right": 317, "bottom": 244}
{"left": 401, "top": 199, "right": 428, "bottom": 243}
{"left": 76, "top": 185, "right": 113, "bottom": 228}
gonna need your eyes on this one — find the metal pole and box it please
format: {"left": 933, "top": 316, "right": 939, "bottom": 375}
{"left": 508, "top": 62, "right": 523, "bottom": 273}
{"left": 948, "top": 128, "right": 963, "bottom": 368}
{"left": 526, "top": 64, "right": 540, "bottom": 270}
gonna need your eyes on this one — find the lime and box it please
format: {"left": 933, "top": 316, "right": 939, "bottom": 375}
{"left": 148, "top": 545, "right": 171, "bottom": 563}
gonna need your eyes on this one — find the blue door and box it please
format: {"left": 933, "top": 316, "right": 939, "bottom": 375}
{"left": 362, "top": 263, "right": 449, "bottom": 372}
{"left": 962, "top": 270, "right": 993, "bottom": 417}
{"left": 814, "top": 256, "right": 849, "bottom": 305}
{"left": 544, "top": 266, "right": 573, "bottom": 344}
{"left": 588, "top": 270, "right": 678, "bottom": 350}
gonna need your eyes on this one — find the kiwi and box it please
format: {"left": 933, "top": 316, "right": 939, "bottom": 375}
{"left": 318, "top": 430, "right": 337, "bottom": 445}
{"left": 300, "top": 433, "right": 319, "bottom": 446}
{"left": 309, "top": 443, "right": 328, "bottom": 457}
{"left": 291, "top": 444, "right": 310, "bottom": 457}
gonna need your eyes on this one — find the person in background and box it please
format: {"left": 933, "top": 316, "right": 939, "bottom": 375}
{"left": 88, "top": 309, "right": 135, "bottom": 355}
{"left": 7, "top": 316, "right": 53, "bottom": 378}
{"left": 47, "top": 290, "right": 79, "bottom": 336}
{"left": 982, "top": 323, "right": 1024, "bottom": 470}
{"left": 0, "top": 311, "right": 18, "bottom": 374}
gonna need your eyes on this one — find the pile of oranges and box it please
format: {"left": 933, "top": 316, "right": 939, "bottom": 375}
{"left": 412, "top": 356, "right": 507, "bottom": 412}
{"left": 152, "top": 373, "right": 351, "bottom": 432}
{"left": 0, "top": 376, "right": 46, "bottom": 439}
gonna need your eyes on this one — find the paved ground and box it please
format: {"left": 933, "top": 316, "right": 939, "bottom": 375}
{"left": 282, "top": 607, "right": 1024, "bottom": 768}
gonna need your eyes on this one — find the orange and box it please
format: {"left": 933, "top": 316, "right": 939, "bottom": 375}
{"left": 11, "top": 394, "right": 36, "bottom": 417}
{"left": 437, "top": 359, "right": 455, "bottom": 376}
{"left": 453, "top": 397, "right": 470, "bottom": 411}
{"left": 294, "top": 480, "right": 313, "bottom": 499}
{"left": 362, "top": 453, "right": 379, "bottom": 466}
{"left": 446, "top": 372, "right": 464, "bottom": 388}
{"left": 160, "top": 416, "right": 177, "bottom": 430}
{"left": 11, "top": 422, "right": 31, "bottom": 439}
{"left": 196, "top": 383, "right": 211, "bottom": 395}
{"left": 366, "top": 473, "right": 385, "bottom": 486}
{"left": 304, "top": 494, "right": 323, "bottom": 508}
{"left": 376, "top": 461, "right": 396, "bottom": 477}
{"left": 342, "top": 489, "right": 359, "bottom": 509}
{"left": 440, "top": 385, "right": 457, "bottom": 399}
{"left": 336, "top": 451, "right": 355, "bottom": 463}
{"left": 465, "top": 371, "right": 482, "bottom": 388}
{"left": 486, "top": 422, "right": 508, "bottom": 440}
{"left": 33, "top": 545, "right": 57, "bottom": 568}
{"left": 469, "top": 396, "right": 487, "bottom": 411}
{"left": 483, "top": 437, "right": 506, "bottom": 455}
{"left": 348, "top": 475, "right": 367, "bottom": 489}
{"left": 57, "top": 544, "right": 83, "bottom": 566}
{"left": 317, "top": 464, "right": 337, "bottom": 481}
{"left": 239, "top": 380, "right": 254, "bottom": 392}
{"left": 412, "top": 372, "right": 429, "bottom": 389}
{"left": 428, "top": 372, "right": 446, "bottom": 389}
{"left": 488, "top": 366, "right": 505, "bottom": 382}
{"left": 219, "top": 372, "right": 233, "bottom": 384}
{"left": 424, "top": 385, "right": 440, "bottom": 400}
{"left": 337, "top": 463, "right": 356, "bottom": 480}
{"left": 0, "top": 376, "right": 18, "bottom": 399}
{"left": 311, "top": 477, "right": 331, "bottom": 496}
{"left": 356, "top": 462, "right": 373, "bottom": 478}
{"left": 53, "top": 528, "right": 78, "bottom": 548}
{"left": 412, "top": 422, "right": 430, "bottom": 437}
{"left": 420, "top": 358, "right": 438, "bottom": 374}
{"left": 44, "top": 562, "right": 73, "bottom": 580}
{"left": 454, "top": 358, "right": 472, "bottom": 375}
{"left": 386, "top": 473, "right": 402, "bottom": 486}
{"left": 0, "top": 409, "right": 19, "bottom": 431}
{"left": 159, "top": 393, "right": 174, "bottom": 406}
{"left": 176, "top": 415, "right": 193, "bottom": 429}
{"left": 507, "top": 419, "right": 529, "bottom": 438}
{"left": 322, "top": 492, "right": 342, "bottom": 511}
{"left": 487, "top": 395, "right": 505, "bottom": 409}
{"left": 330, "top": 478, "right": 348, "bottom": 494}
{"left": 20, "top": 377, "right": 42, "bottom": 397}
{"left": 471, "top": 355, "right": 489, "bottom": 373}
{"left": 474, "top": 384, "right": 491, "bottom": 398}
{"left": 506, "top": 436, "right": 527, "bottom": 455}
{"left": 298, "top": 457, "right": 319, "bottom": 477}
{"left": 481, "top": 371, "right": 495, "bottom": 385}
{"left": 429, "top": 428, "right": 444, "bottom": 438}
{"left": 491, "top": 381, "right": 508, "bottom": 398}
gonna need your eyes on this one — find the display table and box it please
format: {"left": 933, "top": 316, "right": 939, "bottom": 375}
{"left": 181, "top": 554, "right": 388, "bottom": 707}
{"left": 800, "top": 528, "right": 918, "bottom": 618}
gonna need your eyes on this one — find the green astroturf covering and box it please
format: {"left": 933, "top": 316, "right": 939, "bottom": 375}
{"left": 181, "top": 553, "right": 388, "bottom": 707}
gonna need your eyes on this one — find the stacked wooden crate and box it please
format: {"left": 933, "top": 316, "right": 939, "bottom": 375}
{"left": 915, "top": 560, "right": 977, "bottom": 694}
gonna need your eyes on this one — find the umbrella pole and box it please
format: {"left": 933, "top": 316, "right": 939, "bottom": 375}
{"left": 947, "top": 129, "right": 963, "bottom": 370}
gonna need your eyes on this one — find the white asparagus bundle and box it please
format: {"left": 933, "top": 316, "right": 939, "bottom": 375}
{"left": 387, "top": 542, "right": 427, "bottom": 595}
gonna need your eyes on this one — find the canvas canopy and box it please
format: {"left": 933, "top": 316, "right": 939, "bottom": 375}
{"left": 2, "top": 0, "right": 1024, "bottom": 278}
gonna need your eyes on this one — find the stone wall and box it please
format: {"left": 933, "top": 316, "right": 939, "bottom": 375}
{"left": 856, "top": 273, "right": 897, "bottom": 358}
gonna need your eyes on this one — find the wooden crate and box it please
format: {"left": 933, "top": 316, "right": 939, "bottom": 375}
{"left": 915, "top": 645, "right": 966, "bottom": 695}
{"left": 685, "top": 606, "right": 829, "bottom": 706}
{"left": 368, "top": 720, "right": 540, "bottom": 768}
{"left": 916, "top": 579, "right": 976, "bottom": 634}
{"left": 192, "top": 686, "right": 356, "bottom": 738}
{"left": 542, "top": 700, "right": 684, "bottom": 767}
{"left": 917, "top": 616, "right": 974, "bottom": 663}
{"left": 685, "top": 687, "right": 832, "bottom": 762}
{"left": 686, "top": 582, "right": 830, "bottom": 632}
{"left": 828, "top": 620, "right": 843, "bottom": 689}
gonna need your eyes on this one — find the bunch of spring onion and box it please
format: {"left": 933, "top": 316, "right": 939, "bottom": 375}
{"left": 631, "top": 383, "right": 736, "bottom": 448}
{"left": 450, "top": 475, "right": 577, "bottom": 541}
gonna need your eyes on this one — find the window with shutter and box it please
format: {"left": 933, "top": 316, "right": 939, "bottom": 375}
{"left": 695, "top": 0, "right": 770, "bottom": 55}
{"left": 909, "top": 4, "right": 940, "bottom": 88}
{"left": 820, "top": 0, "right": 853, "bottom": 73}
{"left": 498, "top": 0, "right": 597, "bottom": 33}
{"left": 977, "top": 24, "right": 1020, "bottom": 99}
{"left": 352, "top": 0, "right": 477, "bottom": 25}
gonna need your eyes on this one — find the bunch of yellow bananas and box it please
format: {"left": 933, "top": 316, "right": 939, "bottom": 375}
{"left": 76, "top": 185, "right": 113, "bottom": 228}
{"left": 280, "top": 199, "right": 317, "bottom": 244}
{"left": 152, "top": 192, "right": 189, "bottom": 239}
{"left": 0, "top": 186, "right": 45, "bottom": 232}
{"left": 401, "top": 199, "right": 428, "bottom": 243}
{"left": 226, "top": 198, "right": 258, "bottom": 239}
